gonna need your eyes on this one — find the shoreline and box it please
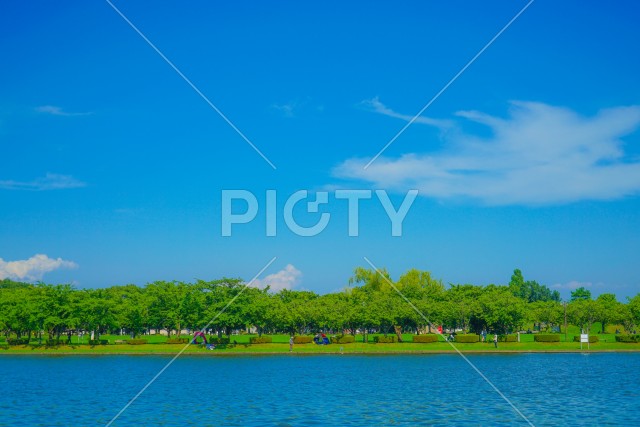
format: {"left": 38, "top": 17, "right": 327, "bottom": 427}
{"left": 2, "top": 348, "right": 640, "bottom": 356}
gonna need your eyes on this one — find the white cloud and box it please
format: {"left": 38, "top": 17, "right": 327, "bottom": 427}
{"left": 35, "top": 105, "right": 91, "bottom": 116}
{"left": 251, "top": 264, "right": 302, "bottom": 292}
{"left": 551, "top": 280, "right": 634, "bottom": 299}
{"left": 0, "top": 173, "right": 86, "bottom": 191}
{"left": 334, "top": 101, "right": 640, "bottom": 205}
{"left": 361, "top": 97, "right": 454, "bottom": 129}
{"left": 0, "top": 254, "right": 78, "bottom": 281}
{"left": 552, "top": 281, "right": 592, "bottom": 291}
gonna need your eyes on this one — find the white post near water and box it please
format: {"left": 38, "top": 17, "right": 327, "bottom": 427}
{"left": 580, "top": 333, "right": 589, "bottom": 350}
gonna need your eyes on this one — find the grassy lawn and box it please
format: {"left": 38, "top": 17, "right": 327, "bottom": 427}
{"left": 2, "top": 323, "right": 637, "bottom": 354}
{"left": 2, "top": 334, "right": 639, "bottom": 354}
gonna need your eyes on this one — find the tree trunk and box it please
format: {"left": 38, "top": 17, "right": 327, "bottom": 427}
{"left": 394, "top": 325, "right": 403, "bottom": 343}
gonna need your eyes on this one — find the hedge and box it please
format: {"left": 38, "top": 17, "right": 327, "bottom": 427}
{"left": 331, "top": 335, "right": 355, "bottom": 344}
{"left": 7, "top": 338, "right": 30, "bottom": 346}
{"left": 455, "top": 334, "right": 479, "bottom": 343}
{"left": 89, "top": 339, "right": 109, "bottom": 345}
{"left": 412, "top": 335, "right": 439, "bottom": 343}
{"left": 208, "top": 336, "right": 230, "bottom": 345}
{"left": 126, "top": 339, "right": 148, "bottom": 345}
{"left": 498, "top": 335, "right": 518, "bottom": 343}
{"left": 166, "top": 338, "right": 188, "bottom": 344}
{"left": 534, "top": 334, "right": 560, "bottom": 342}
{"left": 615, "top": 335, "right": 640, "bottom": 343}
{"left": 572, "top": 335, "right": 599, "bottom": 343}
{"left": 293, "top": 336, "right": 313, "bottom": 344}
{"left": 250, "top": 336, "right": 272, "bottom": 344}
{"left": 373, "top": 335, "right": 396, "bottom": 343}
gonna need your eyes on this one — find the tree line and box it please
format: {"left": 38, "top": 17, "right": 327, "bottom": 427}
{"left": 1, "top": 268, "right": 639, "bottom": 343}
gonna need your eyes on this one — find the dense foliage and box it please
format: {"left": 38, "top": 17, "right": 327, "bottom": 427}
{"left": 534, "top": 334, "right": 561, "bottom": 342}
{"left": 454, "top": 334, "right": 480, "bottom": 343}
{"left": 412, "top": 335, "right": 439, "bottom": 343}
{"left": 1, "top": 269, "right": 639, "bottom": 344}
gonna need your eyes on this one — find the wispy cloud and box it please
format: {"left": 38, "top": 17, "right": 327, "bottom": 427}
{"left": 0, "top": 254, "right": 78, "bottom": 281}
{"left": 334, "top": 101, "right": 640, "bottom": 205}
{"left": 271, "top": 101, "right": 299, "bottom": 118}
{"left": 361, "top": 97, "right": 454, "bottom": 129}
{"left": 0, "top": 173, "right": 86, "bottom": 191}
{"left": 250, "top": 264, "right": 302, "bottom": 292}
{"left": 270, "top": 98, "right": 323, "bottom": 118}
{"left": 35, "top": 105, "right": 92, "bottom": 116}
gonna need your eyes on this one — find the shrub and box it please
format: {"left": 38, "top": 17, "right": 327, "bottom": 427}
{"left": 412, "top": 335, "right": 439, "bottom": 343}
{"left": 534, "top": 334, "right": 560, "bottom": 342}
{"left": 455, "top": 334, "right": 479, "bottom": 343}
{"left": 615, "top": 335, "right": 640, "bottom": 343}
{"left": 46, "top": 339, "right": 64, "bottom": 346}
{"left": 166, "top": 338, "right": 188, "bottom": 344}
{"left": 498, "top": 335, "right": 518, "bottom": 343}
{"left": 126, "top": 339, "right": 148, "bottom": 345}
{"left": 89, "top": 339, "right": 109, "bottom": 345}
{"left": 331, "top": 335, "right": 355, "bottom": 344}
{"left": 208, "top": 336, "right": 230, "bottom": 345}
{"left": 249, "top": 336, "right": 272, "bottom": 344}
{"left": 293, "top": 336, "right": 313, "bottom": 344}
{"left": 373, "top": 335, "right": 396, "bottom": 343}
{"left": 573, "top": 335, "right": 599, "bottom": 343}
{"left": 7, "top": 338, "right": 30, "bottom": 346}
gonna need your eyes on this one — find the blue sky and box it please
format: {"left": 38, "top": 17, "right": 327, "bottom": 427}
{"left": 1, "top": 1, "right": 639, "bottom": 299}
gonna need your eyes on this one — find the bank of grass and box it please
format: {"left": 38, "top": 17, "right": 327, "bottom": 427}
{"left": 2, "top": 332, "right": 639, "bottom": 354}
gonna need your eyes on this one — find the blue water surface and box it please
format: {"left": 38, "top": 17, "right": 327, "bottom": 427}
{"left": 0, "top": 353, "right": 638, "bottom": 426}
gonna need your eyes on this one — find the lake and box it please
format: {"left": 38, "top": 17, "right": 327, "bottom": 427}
{"left": 0, "top": 353, "right": 638, "bottom": 426}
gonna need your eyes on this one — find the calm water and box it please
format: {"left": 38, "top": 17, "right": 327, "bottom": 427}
{"left": 0, "top": 353, "right": 638, "bottom": 426}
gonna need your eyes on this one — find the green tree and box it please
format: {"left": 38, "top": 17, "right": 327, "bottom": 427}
{"left": 110, "top": 285, "right": 149, "bottom": 337}
{"left": 0, "top": 285, "right": 40, "bottom": 339}
{"left": 570, "top": 287, "right": 592, "bottom": 301}
{"left": 626, "top": 294, "right": 640, "bottom": 332}
{"left": 508, "top": 269, "right": 525, "bottom": 296}
{"left": 202, "top": 278, "right": 249, "bottom": 336}
{"left": 595, "top": 293, "right": 621, "bottom": 334}
{"left": 78, "top": 288, "right": 117, "bottom": 340}
{"left": 616, "top": 304, "right": 634, "bottom": 334}
{"left": 477, "top": 286, "right": 527, "bottom": 334}
{"left": 508, "top": 269, "right": 559, "bottom": 302}
{"left": 444, "top": 284, "right": 482, "bottom": 333}
{"left": 39, "top": 284, "right": 76, "bottom": 341}
{"left": 348, "top": 286, "right": 378, "bottom": 343}
{"left": 527, "top": 300, "right": 563, "bottom": 332}
{"left": 276, "top": 290, "right": 319, "bottom": 334}
{"left": 568, "top": 299, "right": 598, "bottom": 333}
